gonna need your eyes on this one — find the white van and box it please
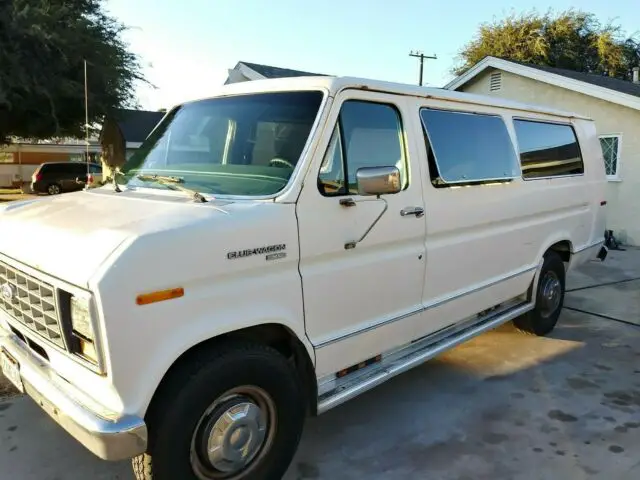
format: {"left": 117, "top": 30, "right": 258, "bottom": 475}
{"left": 0, "top": 76, "right": 608, "bottom": 479}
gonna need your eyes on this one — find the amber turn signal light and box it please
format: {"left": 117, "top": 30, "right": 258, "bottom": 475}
{"left": 136, "top": 287, "right": 184, "bottom": 306}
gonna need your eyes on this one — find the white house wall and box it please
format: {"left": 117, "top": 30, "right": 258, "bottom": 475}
{"left": 460, "top": 69, "right": 640, "bottom": 246}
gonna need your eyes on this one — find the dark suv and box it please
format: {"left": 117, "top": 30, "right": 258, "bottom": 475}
{"left": 31, "top": 162, "right": 102, "bottom": 195}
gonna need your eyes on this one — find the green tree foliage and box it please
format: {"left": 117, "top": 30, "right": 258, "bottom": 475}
{"left": 0, "top": 0, "right": 146, "bottom": 142}
{"left": 454, "top": 9, "right": 640, "bottom": 78}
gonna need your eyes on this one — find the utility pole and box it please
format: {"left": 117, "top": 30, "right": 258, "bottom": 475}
{"left": 409, "top": 50, "right": 437, "bottom": 86}
{"left": 84, "top": 59, "right": 90, "bottom": 190}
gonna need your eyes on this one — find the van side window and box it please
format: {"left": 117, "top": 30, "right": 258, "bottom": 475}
{"left": 513, "top": 120, "right": 584, "bottom": 179}
{"left": 72, "top": 164, "right": 87, "bottom": 175}
{"left": 318, "top": 101, "right": 407, "bottom": 196}
{"left": 419, "top": 108, "right": 520, "bottom": 186}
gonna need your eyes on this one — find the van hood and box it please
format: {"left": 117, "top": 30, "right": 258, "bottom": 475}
{"left": 0, "top": 189, "right": 235, "bottom": 287}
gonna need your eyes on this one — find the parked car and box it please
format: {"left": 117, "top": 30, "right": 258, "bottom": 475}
{"left": 0, "top": 76, "right": 608, "bottom": 480}
{"left": 31, "top": 162, "right": 102, "bottom": 195}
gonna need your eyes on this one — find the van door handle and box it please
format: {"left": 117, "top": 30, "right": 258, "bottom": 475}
{"left": 400, "top": 206, "right": 424, "bottom": 218}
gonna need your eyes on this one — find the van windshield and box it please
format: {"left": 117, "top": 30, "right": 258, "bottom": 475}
{"left": 120, "top": 91, "right": 324, "bottom": 197}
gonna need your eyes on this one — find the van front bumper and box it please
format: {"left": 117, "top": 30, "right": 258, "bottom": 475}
{"left": 0, "top": 324, "right": 147, "bottom": 461}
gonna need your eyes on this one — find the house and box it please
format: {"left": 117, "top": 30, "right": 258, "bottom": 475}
{"left": 445, "top": 56, "right": 640, "bottom": 246}
{"left": 225, "top": 61, "right": 326, "bottom": 84}
{"left": 0, "top": 138, "right": 101, "bottom": 188}
{"left": 99, "top": 108, "right": 165, "bottom": 178}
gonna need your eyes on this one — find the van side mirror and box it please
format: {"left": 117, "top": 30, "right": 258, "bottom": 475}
{"left": 356, "top": 166, "right": 401, "bottom": 196}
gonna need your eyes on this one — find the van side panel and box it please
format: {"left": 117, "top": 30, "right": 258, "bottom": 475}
{"left": 570, "top": 118, "right": 607, "bottom": 269}
{"left": 415, "top": 102, "right": 592, "bottom": 339}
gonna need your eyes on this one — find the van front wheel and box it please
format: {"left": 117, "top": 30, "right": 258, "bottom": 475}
{"left": 514, "top": 250, "right": 566, "bottom": 336}
{"left": 132, "top": 342, "right": 305, "bottom": 480}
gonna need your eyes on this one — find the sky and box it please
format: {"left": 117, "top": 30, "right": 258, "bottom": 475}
{"left": 106, "top": 0, "right": 640, "bottom": 111}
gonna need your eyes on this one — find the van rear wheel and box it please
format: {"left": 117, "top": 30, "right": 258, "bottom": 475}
{"left": 514, "top": 250, "right": 565, "bottom": 336}
{"left": 132, "top": 342, "right": 305, "bottom": 480}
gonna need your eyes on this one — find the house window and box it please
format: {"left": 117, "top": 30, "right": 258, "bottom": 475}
{"left": 599, "top": 135, "right": 621, "bottom": 180}
{"left": 489, "top": 72, "right": 502, "bottom": 92}
{"left": 0, "top": 152, "right": 14, "bottom": 163}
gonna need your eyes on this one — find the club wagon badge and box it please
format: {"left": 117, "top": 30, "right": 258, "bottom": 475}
{"left": 227, "top": 244, "right": 287, "bottom": 261}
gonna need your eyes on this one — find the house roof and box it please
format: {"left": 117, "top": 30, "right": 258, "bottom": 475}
{"left": 507, "top": 61, "right": 640, "bottom": 98}
{"left": 444, "top": 56, "right": 640, "bottom": 112}
{"left": 109, "top": 109, "right": 165, "bottom": 144}
{"left": 238, "top": 61, "right": 327, "bottom": 79}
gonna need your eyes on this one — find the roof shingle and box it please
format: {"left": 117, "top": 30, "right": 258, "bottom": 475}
{"left": 499, "top": 59, "right": 640, "bottom": 99}
{"left": 111, "top": 109, "right": 165, "bottom": 144}
{"left": 239, "top": 61, "right": 327, "bottom": 79}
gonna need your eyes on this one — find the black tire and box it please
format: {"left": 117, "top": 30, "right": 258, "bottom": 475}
{"left": 47, "top": 183, "right": 61, "bottom": 195}
{"left": 513, "top": 250, "right": 565, "bottom": 336}
{"left": 132, "top": 341, "right": 305, "bottom": 480}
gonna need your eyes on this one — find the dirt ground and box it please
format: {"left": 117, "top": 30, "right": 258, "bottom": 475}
{"left": 0, "top": 190, "right": 37, "bottom": 203}
{"left": 0, "top": 380, "right": 19, "bottom": 399}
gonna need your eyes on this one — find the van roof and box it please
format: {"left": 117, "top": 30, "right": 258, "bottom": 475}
{"left": 39, "top": 162, "right": 99, "bottom": 169}
{"left": 40, "top": 162, "right": 89, "bottom": 167}
{"left": 185, "top": 76, "right": 592, "bottom": 121}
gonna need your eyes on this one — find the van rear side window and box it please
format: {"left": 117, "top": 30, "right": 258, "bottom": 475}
{"left": 419, "top": 108, "right": 520, "bottom": 186}
{"left": 513, "top": 120, "right": 584, "bottom": 179}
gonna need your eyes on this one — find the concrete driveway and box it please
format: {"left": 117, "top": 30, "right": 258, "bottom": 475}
{"left": 1, "top": 249, "right": 639, "bottom": 479}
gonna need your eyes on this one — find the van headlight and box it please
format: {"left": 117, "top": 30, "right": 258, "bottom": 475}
{"left": 71, "top": 296, "right": 94, "bottom": 341}
{"left": 70, "top": 295, "right": 100, "bottom": 365}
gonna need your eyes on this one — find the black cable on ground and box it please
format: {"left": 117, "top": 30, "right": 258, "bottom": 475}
{"left": 566, "top": 276, "right": 640, "bottom": 293}
{"left": 564, "top": 306, "right": 640, "bottom": 329}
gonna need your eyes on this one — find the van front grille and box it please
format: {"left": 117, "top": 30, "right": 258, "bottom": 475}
{"left": 0, "top": 261, "right": 65, "bottom": 348}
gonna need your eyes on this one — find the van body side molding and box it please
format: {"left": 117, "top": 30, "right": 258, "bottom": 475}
{"left": 317, "top": 299, "right": 534, "bottom": 414}
{"left": 314, "top": 264, "right": 537, "bottom": 348}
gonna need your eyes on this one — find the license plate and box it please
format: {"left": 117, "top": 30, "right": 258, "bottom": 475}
{"left": 1, "top": 349, "right": 24, "bottom": 393}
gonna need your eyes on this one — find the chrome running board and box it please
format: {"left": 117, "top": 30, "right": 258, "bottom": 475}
{"left": 317, "top": 299, "right": 534, "bottom": 414}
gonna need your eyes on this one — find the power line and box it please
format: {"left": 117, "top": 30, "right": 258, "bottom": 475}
{"left": 409, "top": 50, "right": 437, "bottom": 86}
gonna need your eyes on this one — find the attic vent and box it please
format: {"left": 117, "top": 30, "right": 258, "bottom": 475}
{"left": 489, "top": 72, "right": 502, "bottom": 92}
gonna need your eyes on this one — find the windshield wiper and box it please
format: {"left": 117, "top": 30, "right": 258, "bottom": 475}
{"left": 136, "top": 174, "right": 208, "bottom": 203}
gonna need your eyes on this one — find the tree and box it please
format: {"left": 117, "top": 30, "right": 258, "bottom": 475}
{"left": 453, "top": 9, "right": 640, "bottom": 79}
{"left": 0, "top": 0, "right": 147, "bottom": 142}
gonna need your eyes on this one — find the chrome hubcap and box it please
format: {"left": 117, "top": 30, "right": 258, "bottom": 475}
{"left": 540, "top": 271, "right": 561, "bottom": 317}
{"left": 191, "top": 387, "right": 276, "bottom": 479}
{"left": 207, "top": 402, "right": 266, "bottom": 472}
